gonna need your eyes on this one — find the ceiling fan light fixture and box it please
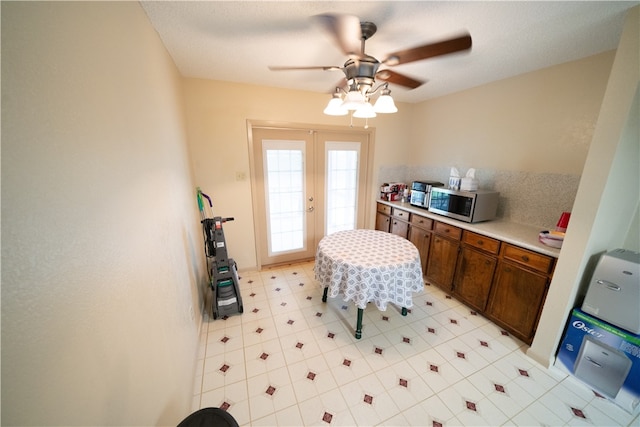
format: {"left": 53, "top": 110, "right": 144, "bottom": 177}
{"left": 373, "top": 94, "right": 397, "bottom": 113}
{"left": 324, "top": 91, "right": 348, "bottom": 116}
{"left": 271, "top": 14, "right": 473, "bottom": 126}
{"left": 373, "top": 86, "right": 397, "bottom": 113}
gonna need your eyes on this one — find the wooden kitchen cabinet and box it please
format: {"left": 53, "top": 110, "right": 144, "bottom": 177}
{"left": 375, "top": 203, "right": 392, "bottom": 232}
{"left": 486, "top": 244, "right": 553, "bottom": 344}
{"left": 425, "top": 221, "right": 461, "bottom": 291}
{"left": 408, "top": 215, "right": 433, "bottom": 275}
{"left": 373, "top": 201, "right": 557, "bottom": 345}
{"left": 390, "top": 207, "right": 410, "bottom": 238}
{"left": 375, "top": 212, "right": 391, "bottom": 232}
{"left": 452, "top": 231, "right": 500, "bottom": 312}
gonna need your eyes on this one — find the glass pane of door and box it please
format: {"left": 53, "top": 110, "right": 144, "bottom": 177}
{"left": 263, "top": 141, "right": 305, "bottom": 255}
{"left": 325, "top": 142, "right": 360, "bottom": 235}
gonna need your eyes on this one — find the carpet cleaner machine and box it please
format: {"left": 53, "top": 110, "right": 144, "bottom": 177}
{"left": 197, "top": 188, "right": 243, "bottom": 319}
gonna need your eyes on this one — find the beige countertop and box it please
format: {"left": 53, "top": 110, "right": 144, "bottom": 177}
{"left": 377, "top": 200, "right": 561, "bottom": 258}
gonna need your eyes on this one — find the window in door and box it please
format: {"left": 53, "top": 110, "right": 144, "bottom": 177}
{"left": 264, "top": 141, "right": 305, "bottom": 255}
{"left": 325, "top": 142, "right": 360, "bottom": 235}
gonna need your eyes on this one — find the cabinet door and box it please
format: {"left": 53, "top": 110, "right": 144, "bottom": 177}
{"left": 453, "top": 247, "right": 497, "bottom": 312}
{"left": 487, "top": 260, "right": 549, "bottom": 343}
{"left": 390, "top": 218, "right": 409, "bottom": 239}
{"left": 375, "top": 212, "right": 391, "bottom": 232}
{"left": 425, "top": 235, "right": 459, "bottom": 291}
{"left": 408, "top": 226, "right": 431, "bottom": 275}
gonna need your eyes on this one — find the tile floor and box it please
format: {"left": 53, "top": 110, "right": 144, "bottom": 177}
{"left": 192, "top": 261, "right": 639, "bottom": 426}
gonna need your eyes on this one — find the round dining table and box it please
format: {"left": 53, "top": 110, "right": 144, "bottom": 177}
{"left": 314, "top": 229, "right": 424, "bottom": 338}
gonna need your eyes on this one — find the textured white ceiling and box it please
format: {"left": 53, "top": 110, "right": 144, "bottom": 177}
{"left": 141, "top": 1, "right": 637, "bottom": 103}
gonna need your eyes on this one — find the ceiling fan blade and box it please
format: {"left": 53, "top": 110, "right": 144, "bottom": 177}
{"left": 313, "top": 13, "right": 362, "bottom": 57}
{"left": 376, "top": 70, "right": 425, "bottom": 89}
{"left": 269, "top": 65, "right": 343, "bottom": 71}
{"left": 383, "top": 33, "right": 472, "bottom": 66}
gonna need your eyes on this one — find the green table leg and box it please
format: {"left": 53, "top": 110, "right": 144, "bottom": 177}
{"left": 402, "top": 307, "right": 408, "bottom": 316}
{"left": 355, "top": 308, "right": 363, "bottom": 339}
{"left": 322, "top": 287, "right": 328, "bottom": 302}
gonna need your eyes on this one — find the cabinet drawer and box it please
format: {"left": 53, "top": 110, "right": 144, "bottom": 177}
{"left": 392, "top": 208, "right": 410, "bottom": 221}
{"left": 377, "top": 203, "right": 392, "bottom": 215}
{"left": 501, "top": 244, "right": 554, "bottom": 274}
{"left": 433, "top": 221, "right": 462, "bottom": 240}
{"left": 462, "top": 231, "right": 500, "bottom": 254}
{"left": 410, "top": 215, "right": 433, "bottom": 230}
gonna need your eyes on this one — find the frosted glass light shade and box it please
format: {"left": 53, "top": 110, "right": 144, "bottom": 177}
{"left": 353, "top": 102, "right": 377, "bottom": 118}
{"left": 324, "top": 97, "right": 348, "bottom": 115}
{"left": 373, "top": 94, "right": 398, "bottom": 113}
{"left": 341, "top": 90, "right": 366, "bottom": 110}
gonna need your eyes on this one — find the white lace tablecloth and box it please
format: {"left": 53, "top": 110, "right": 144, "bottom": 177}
{"left": 314, "top": 229, "right": 424, "bottom": 310}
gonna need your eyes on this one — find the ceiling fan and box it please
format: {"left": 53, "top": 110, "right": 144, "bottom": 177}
{"left": 269, "top": 13, "right": 472, "bottom": 115}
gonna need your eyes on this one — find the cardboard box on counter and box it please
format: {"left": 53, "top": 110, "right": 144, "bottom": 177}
{"left": 379, "top": 182, "right": 406, "bottom": 201}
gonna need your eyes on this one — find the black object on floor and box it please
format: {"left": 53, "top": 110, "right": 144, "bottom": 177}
{"left": 177, "top": 407, "right": 239, "bottom": 427}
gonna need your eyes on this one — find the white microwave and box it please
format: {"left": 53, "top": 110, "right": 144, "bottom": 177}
{"left": 428, "top": 188, "right": 499, "bottom": 223}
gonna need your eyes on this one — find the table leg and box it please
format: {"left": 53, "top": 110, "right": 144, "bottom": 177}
{"left": 355, "top": 308, "right": 363, "bottom": 339}
{"left": 402, "top": 307, "right": 407, "bottom": 316}
{"left": 322, "top": 287, "right": 328, "bottom": 303}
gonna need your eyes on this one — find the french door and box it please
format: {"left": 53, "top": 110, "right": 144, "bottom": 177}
{"left": 249, "top": 124, "right": 371, "bottom": 267}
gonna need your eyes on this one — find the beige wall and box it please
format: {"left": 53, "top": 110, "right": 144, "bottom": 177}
{"left": 409, "top": 51, "right": 614, "bottom": 174}
{"left": 2, "top": 3, "right": 202, "bottom": 425}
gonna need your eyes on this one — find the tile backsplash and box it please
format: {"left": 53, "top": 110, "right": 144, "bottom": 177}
{"left": 378, "top": 165, "right": 580, "bottom": 229}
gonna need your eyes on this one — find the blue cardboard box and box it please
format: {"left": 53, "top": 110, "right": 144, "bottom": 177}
{"left": 555, "top": 309, "right": 640, "bottom": 414}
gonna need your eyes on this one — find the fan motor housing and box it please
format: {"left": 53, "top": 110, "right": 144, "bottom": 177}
{"left": 343, "top": 56, "right": 380, "bottom": 81}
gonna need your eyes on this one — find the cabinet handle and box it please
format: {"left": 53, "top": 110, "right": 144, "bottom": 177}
{"left": 444, "top": 228, "right": 450, "bottom": 233}
{"left": 477, "top": 240, "right": 484, "bottom": 245}
{"left": 521, "top": 255, "right": 530, "bottom": 262}
{"left": 504, "top": 266, "right": 512, "bottom": 273}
